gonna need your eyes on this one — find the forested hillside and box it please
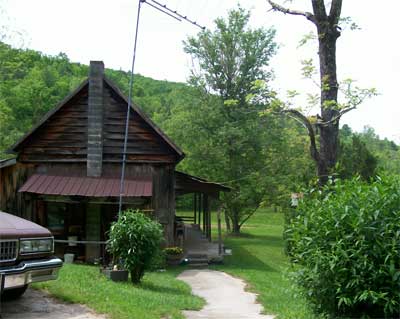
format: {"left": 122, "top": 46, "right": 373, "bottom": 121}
{"left": 1, "top": 41, "right": 399, "bottom": 210}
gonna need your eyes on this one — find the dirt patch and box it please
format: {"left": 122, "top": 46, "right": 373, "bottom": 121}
{"left": 0, "top": 288, "right": 106, "bottom": 319}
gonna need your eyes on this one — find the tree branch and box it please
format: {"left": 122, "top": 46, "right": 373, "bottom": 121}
{"left": 317, "top": 106, "right": 355, "bottom": 126}
{"left": 239, "top": 208, "right": 258, "bottom": 227}
{"left": 311, "top": 0, "right": 327, "bottom": 20}
{"left": 329, "top": 0, "right": 343, "bottom": 25}
{"left": 282, "top": 109, "right": 320, "bottom": 162}
{"left": 267, "top": 0, "right": 316, "bottom": 24}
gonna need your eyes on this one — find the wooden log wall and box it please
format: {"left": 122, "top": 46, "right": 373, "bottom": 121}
{"left": 17, "top": 87, "right": 89, "bottom": 162}
{"left": 0, "top": 163, "right": 35, "bottom": 217}
{"left": 152, "top": 164, "right": 175, "bottom": 246}
{"left": 17, "top": 81, "right": 178, "bottom": 165}
{"left": 103, "top": 82, "right": 177, "bottom": 163}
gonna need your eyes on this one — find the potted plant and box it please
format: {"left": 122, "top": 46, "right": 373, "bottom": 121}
{"left": 164, "top": 247, "right": 183, "bottom": 266}
{"left": 101, "top": 261, "right": 129, "bottom": 282}
{"left": 106, "top": 209, "right": 163, "bottom": 283}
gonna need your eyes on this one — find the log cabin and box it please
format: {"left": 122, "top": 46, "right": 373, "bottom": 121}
{"left": 0, "top": 61, "right": 229, "bottom": 262}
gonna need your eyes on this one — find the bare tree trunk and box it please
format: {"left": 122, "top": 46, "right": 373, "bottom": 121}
{"left": 230, "top": 208, "right": 241, "bottom": 235}
{"left": 316, "top": 19, "right": 341, "bottom": 184}
{"left": 268, "top": 0, "right": 343, "bottom": 185}
{"left": 224, "top": 210, "right": 231, "bottom": 232}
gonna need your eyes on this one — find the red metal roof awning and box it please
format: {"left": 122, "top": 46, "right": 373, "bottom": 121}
{"left": 19, "top": 174, "right": 152, "bottom": 197}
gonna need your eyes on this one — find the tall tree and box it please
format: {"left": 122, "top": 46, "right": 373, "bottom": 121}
{"left": 183, "top": 7, "right": 277, "bottom": 233}
{"left": 267, "top": 0, "right": 369, "bottom": 184}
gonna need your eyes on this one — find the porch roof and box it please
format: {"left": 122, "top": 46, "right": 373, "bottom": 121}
{"left": 175, "top": 171, "right": 230, "bottom": 196}
{"left": 17, "top": 171, "right": 230, "bottom": 199}
{"left": 19, "top": 174, "right": 152, "bottom": 197}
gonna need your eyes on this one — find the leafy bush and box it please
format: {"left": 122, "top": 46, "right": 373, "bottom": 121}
{"left": 107, "top": 209, "right": 164, "bottom": 283}
{"left": 287, "top": 176, "right": 400, "bottom": 318}
{"left": 147, "top": 249, "right": 166, "bottom": 271}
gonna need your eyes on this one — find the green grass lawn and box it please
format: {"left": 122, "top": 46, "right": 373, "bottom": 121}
{"left": 34, "top": 264, "right": 204, "bottom": 319}
{"left": 208, "top": 210, "right": 317, "bottom": 319}
{"left": 35, "top": 210, "right": 315, "bottom": 319}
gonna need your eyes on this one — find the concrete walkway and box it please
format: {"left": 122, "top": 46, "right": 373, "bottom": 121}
{"left": 178, "top": 269, "right": 274, "bottom": 319}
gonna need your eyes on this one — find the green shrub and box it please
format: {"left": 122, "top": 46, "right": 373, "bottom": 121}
{"left": 287, "top": 176, "right": 400, "bottom": 318}
{"left": 147, "top": 249, "right": 166, "bottom": 271}
{"left": 107, "top": 209, "right": 164, "bottom": 283}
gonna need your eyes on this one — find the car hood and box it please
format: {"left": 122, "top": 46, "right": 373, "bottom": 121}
{"left": 0, "top": 211, "right": 51, "bottom": 238}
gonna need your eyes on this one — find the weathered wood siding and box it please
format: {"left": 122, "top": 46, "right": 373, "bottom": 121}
{"left": 0, "top": 163, "right": 35, "bottom": 216}
{"left": 152, "top": 165, "right": 175, "bottom": 246}
{"left": 17, "top": 86, "right": 89, "bottom": 162}
{"left": 103, "top": 82, "right": 177, "bottom": 163}
{"left": 15, "top": 81, "right": 177, "bottom": 164}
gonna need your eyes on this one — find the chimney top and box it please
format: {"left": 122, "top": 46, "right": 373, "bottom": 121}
{"left": 89, "top": 61, "right": 104, "bottom": 77}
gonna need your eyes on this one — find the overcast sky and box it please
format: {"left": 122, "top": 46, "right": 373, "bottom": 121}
{"left": 1, "top": 0, "right": 399, "bottom": 142}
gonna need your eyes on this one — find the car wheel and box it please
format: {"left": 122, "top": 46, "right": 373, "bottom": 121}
{"left": 1, "top": 285, "right": 28, "bottom": 300}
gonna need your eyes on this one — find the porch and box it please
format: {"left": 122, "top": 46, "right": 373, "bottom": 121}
{"left": 175, "top": 172, "right": 229, "bottom": 264}
{"left": 183, "top": 224, "right": 221, "bottom": 264}
{"left": 16, "top": 170, "right": 229, "bottom": 264}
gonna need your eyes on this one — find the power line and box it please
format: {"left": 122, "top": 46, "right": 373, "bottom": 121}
{"left": 118, "top": 0, "right": 143, "bottom": 214}
{"left": 118, "top": 0, "right": 205, "bottom": 213}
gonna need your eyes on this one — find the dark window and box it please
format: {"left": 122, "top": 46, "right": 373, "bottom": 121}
{"left": 46, "top": 202, "right": 67, "bottom": 234}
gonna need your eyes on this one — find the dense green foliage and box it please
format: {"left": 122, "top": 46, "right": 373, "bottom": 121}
{"left": 338, "top": 125, "right": 377, "bottom": 180}
{"left": 287, "top": 177, "right": 400, "bottom": 318}
{"left": 183, "top": 7, "right": 278, "bottom": 233}
{"left": 107, "top": 210, "right": 163, "bottom": 283}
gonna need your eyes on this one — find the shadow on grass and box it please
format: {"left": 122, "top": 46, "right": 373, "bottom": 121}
{"left": 215, "top": 245, "right": 277, "bottom": 272}
{"left": 140, "top": 280, "right": 191, "bottom": 296}
{"left": 233, "top": 233, "right": 284, "bottom": 248}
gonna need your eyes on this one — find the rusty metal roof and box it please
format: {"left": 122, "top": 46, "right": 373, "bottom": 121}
{"left": 19, "top": 174, "right": 152, "bottom": 197}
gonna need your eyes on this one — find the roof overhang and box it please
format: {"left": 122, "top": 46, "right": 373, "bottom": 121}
{"left": 19, "top": 174, "right": 152, "bottom": 197}
{"left": 175, "top": 171, "right": 230, "bottom": 197}
{"left": 0, "top": 158, "right": 17, "bottom": 169}
{"left": 17, "top": 171, "right": 230, "bottom": 199}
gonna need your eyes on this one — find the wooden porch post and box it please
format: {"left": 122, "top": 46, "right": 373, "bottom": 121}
{"left": 207, "top": 196, "right": 211, "bottom": 242}
{"left": 202, "top": 194, "right": 207, "bottom": 235}
{"left": 198, "top": 193, "right": 202, "bottom": 229}
{"left": 193, "top": 193, "right": 197, "bottom": 225}
{"left": 218, "top": 206, "right": 222, "bottom": 255}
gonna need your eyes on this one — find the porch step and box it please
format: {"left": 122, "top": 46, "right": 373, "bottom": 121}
{"left": 186, "top": 253, "right": 209, "bottom": 267}
{"left": 187, "top": 253, "right": 208, "bottom": 259}
{"left": 188, "top": 257, "right": 209, "bottom": 263}
{"left": 188, "top": 263, "right": 208, "bottom": 268}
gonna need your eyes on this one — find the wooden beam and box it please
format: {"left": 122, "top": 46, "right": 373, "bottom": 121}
{"left": 198, "top": 193, "right": 202, "bottom": 226}
{"left": 217, "top": 206, "right": 222, "bottom": 255}
{"left": 202, "top": 194, "right": 206, "bottom": 234}
{"left": 193, "top": 194, "right": 197, "bottom": 224}
{"left": 207, "top": 196, "right": 211, "bottom": 241}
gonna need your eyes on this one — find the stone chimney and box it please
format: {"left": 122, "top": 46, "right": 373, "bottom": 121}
{"left": 87, "top": 61, "right": 104, "bottom": 177}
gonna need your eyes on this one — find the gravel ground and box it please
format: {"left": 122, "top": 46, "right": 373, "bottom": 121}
{"left": 178, "top": 269, "right": 275, "bottom": 319}
{"left": 0, "top": 288, "right": 106, "bottom": 319}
